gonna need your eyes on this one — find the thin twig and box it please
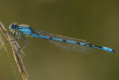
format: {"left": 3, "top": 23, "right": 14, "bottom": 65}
{"left": 0, "top": 22, "right": 28, "bottom": 80}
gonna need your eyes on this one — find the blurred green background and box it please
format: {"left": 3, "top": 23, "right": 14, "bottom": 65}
{"left": 0, "top": 0, "right": 118, "bottom": 80}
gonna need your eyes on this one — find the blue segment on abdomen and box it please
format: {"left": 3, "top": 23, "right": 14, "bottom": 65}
{"left": 79, "top": 43, "right": 88, "bottom": 46}
{"left": 51, "top": 38, "right": 63, "bottom": 41}
{"left": 66, "top": 40, "right": 77, "bottom": 44}
{"left": 102, "top": 47, "right": 114, "bottom": 53}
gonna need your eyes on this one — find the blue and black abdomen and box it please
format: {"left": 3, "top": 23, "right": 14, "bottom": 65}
{"left": 30, "top": 30, "right": 115, "bottom": 53}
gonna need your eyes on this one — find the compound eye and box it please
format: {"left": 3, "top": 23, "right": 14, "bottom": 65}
{"left": 9, "top": 24, "right": 17, "bottom": 29}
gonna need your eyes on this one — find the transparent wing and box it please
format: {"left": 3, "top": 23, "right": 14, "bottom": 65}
{"left": 34, "top": 30, "right": 94, "bottom": 53}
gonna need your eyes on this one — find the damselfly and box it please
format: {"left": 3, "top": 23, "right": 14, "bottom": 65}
{"left": 9, "top": 24, "right": 115, "bottom": 53}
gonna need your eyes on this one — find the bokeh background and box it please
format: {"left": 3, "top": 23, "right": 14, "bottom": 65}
{"left": 0, "top": 0, "right": 118, "bottom": 80}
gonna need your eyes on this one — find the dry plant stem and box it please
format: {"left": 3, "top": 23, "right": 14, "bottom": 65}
{"left": 0, "top": 22, "right": 28, "bottom": 80}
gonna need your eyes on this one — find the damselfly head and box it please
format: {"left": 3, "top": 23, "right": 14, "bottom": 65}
{"left": 9, "top": 24, "right": 18, "bottom": 30}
